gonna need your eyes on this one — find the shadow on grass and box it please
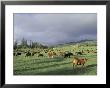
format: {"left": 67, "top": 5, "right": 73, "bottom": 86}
{"left": 14, "top": 63, "right": 97, "bottom": 75}
{"left": 14, "top": 57, "right": 64, "bottom": 67}
{"left": 14, "top": 61, "right": 71, "bottom": 72}
{"left": 36, "top": 64, "right": 97, "bottom": 75}
{"left": 86, "top": 64, "right": 97, "bottom": 68}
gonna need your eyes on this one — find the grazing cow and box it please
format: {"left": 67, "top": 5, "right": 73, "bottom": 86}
{"left": 13, "top": 52, "right": 16, "bottom": 56}
{"left": 45, "top": 51, "right": 48, "bottom": 53}
{"left": 82, "top": 50, "right": 84, "bottom": 53}
{"left": 16, "top": 52, "right": 21, "bottom": 56}
{"left": 77, "top": 58, "right": 88, "bottom": 65}
{"left": 93, "top": 51, "right": 97, "bottom": 53}
{"left": 76, "top": 52, "right": 82, "bottom": 55}
{"left": 87, "top": 49, "right": 89, "bottom": 52}
{"left": 72, "top": 57, "right": 88, "bottom": 68}
{"left": 32, "top": 52, "right": 37, "bottom": 56}
{"left": 64, "top": 53, "right": 69, "bottom": 58}
{"left": 91, "top": 50, "right": 93, "bottom": 52}
{"left": 59, "top": 52, "right": 65, "bottom": 57}
{"left": 48, "top": 51, "right": 53, "bottom": 58}
{"left": 52, "top": 52, "right": 57, "bottom": 57}
{"left": 86, "top": 44, "right": 88, "bottom": 46}
{"left": 38, "top": 54, "right": 44, "bottom": 57}
{"left": 64, "top": 52, "right": 73, "bottom": 58}
{"left": 48, "top": 51, "right": 57, "bottom": 58}
{"left": 25, "top": 51, "right": 31, "bottom": 57}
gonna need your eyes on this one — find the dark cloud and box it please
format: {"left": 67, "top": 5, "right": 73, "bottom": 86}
{"left": 14, "top": 13, "right": 97, "bottom": 46}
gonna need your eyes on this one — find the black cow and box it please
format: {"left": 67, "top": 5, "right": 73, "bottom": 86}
{"left": 38, "top": 54, "right": 44, "bottom": 57}
{"left": 13, "top": 52, "right": 16, "bottom": 56}
{"left": 16, "top": 52, "right": 21, "bottom": 56}
{"left": 45, "top": 51, "right": 48, "bottom": 53}
{"left": 76, "top": 52, "right": 82, "bottom": 55}
{"left": 25, "top": 51, "right": 31, "bottom": 57}
{"left": 64, "top": 52, "right": 73, "bottom": 58}
{"left": 32, "top": 52, "right": 37, "bottom": 56}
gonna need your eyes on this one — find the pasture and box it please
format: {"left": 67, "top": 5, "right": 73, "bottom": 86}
{"left": 13, "top": 41, "right": 97, "bottom": 75}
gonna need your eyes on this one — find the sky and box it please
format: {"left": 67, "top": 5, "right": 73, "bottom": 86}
{"left": 14, "top": 13, "right": 97, "bottom": 46}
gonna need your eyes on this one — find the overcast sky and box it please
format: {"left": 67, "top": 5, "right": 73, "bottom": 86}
{"left": 14, "top": 13, "right": 97, "bottom": 46}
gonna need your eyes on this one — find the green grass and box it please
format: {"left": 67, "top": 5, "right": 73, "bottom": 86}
{"left": 13, "top": 42, "right": 97, "bottom": 75}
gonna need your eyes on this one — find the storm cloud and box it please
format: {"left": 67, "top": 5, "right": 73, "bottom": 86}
{"left": 14, "top": 13, "right": 97, "bottom": 46}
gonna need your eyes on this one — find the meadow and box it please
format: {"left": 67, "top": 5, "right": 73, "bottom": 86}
{"left": 13, "top": 41, "right": 97, "bottom": 75}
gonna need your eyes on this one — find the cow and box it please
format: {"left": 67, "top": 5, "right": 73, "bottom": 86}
{"left": 52, "top": 52, "right": 57, "bottom": 57}
{"left": 64, "top": 52, "right": 73, "bottom": 58}
{"left": 93, "top": 51, "right": 97, "bottom": 53}
{"left": 82, "top": 50, "right": 84, "bottom": 53}
{"left": 44, "top": 49, "right": 49, "bottom": 53}
{"left": 13, "top": 52, "right": 16, "bottom": 56}
{"left": 25, "top": 51, "right": 31, "bottom": 57}
{"left": 32, "top": 52, "right": 37, "bottom": 56}
{"left": 45, "top": 51, "right": 48, "bottom": 53}
{"left": 76, "top": 52, "right": 82, "bottom": 55}
{"left": 72, "top": 56, "right": 88, "bottom": 68}
{"left": 59, "top": 52, "right": 65, "bottom": 57}
{"left": 15, "top": 52, "right": 21, "bottom": 56}
{"left": 48, "top": 51, "right": 53, "bottom": 58}
{"left": 38, "top": 54, "right": 44, "bottom": 57}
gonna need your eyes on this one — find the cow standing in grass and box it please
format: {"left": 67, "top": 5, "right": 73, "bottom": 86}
{"left": 38, "top": 54, "right": 44, "bottom": 57}
{"left": 32, "top": 51, "right": 37, "bottom": 56}
{"left": 48, "top": 51, "right": 57, "bottom": 58}
{"left": 25, "top": 51, "right": 31, "bottom": 57}
{"left": 76, "top": 52, "right": 83, "bottom": 55}
{"left": 72, "top": 56, "right": 88, "bottom": 68}
{"left": 13, "top": 52, "right": 16, "bottom": 56}
{"left": 59, "top": 52, "right": 65, "bottom": 57}
{"left": 52, "top": 52, "right": 57, "bottom": 57}
{"left": 15, "top": 52, "right": 21, "bottom": 56}
{"left": 64, "top": 51, "right": 73, "bottom": 58}
{"left": 48, "top": 51, "right": 53, "bottom": 58}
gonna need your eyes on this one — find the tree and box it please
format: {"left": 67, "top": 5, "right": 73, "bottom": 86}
{"left": 21, "top": 38, "right": 28, "bottom": 48}
{"left": 14, "top": 40, "right": 18, "bottom": 49}
{"left": 29, "top": 40, "right": 32, "bottom": 48}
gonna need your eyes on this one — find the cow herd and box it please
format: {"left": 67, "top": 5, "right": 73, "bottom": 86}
{"left": 14, "top": 45, "right": 97, "bottom": 68}
{"left": 14, "top": 48, "right": 96, "bottom": 57}
{"left": 14, "top": 49, "right": 75, "bottom": 58}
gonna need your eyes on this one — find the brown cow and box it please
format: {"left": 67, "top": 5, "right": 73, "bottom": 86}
{"left": 59, "top": 52, "right": 65, "bottom": 57}
{"left": 53, "top": 52, "right": 57, "bottom": 56}
{"left": 72, "top": 56, "right": 88, "bottom": 68}
{"left": 48, "top": 51, "right": 53, "bottom": 58}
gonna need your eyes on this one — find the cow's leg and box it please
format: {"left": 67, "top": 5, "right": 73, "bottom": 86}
{"left": 73, "top": 63, "right": 75, "bottom": 69}
{"left": 49, "top": 55, "right": 51, "bottom": 58}
{"left": 75, "top": 64, "right": 77, "bottom": 68}
{"left": 82, "top": 63, "right": 85, "bottom": 67}
{"left": 73, "top": 63, "right": 76, "bottom": 69}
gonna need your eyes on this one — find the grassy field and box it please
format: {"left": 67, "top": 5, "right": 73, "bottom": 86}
{"left": 13, "top": 41, "right": 97, "bottom": 75}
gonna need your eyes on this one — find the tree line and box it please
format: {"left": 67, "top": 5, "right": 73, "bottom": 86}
{"left": 14, "top": 38, "right": 48, "bottom": 49}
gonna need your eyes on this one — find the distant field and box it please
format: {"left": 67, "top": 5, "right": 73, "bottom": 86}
{"left": 13, "top": 41, "right": 97, "bottom": 75}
